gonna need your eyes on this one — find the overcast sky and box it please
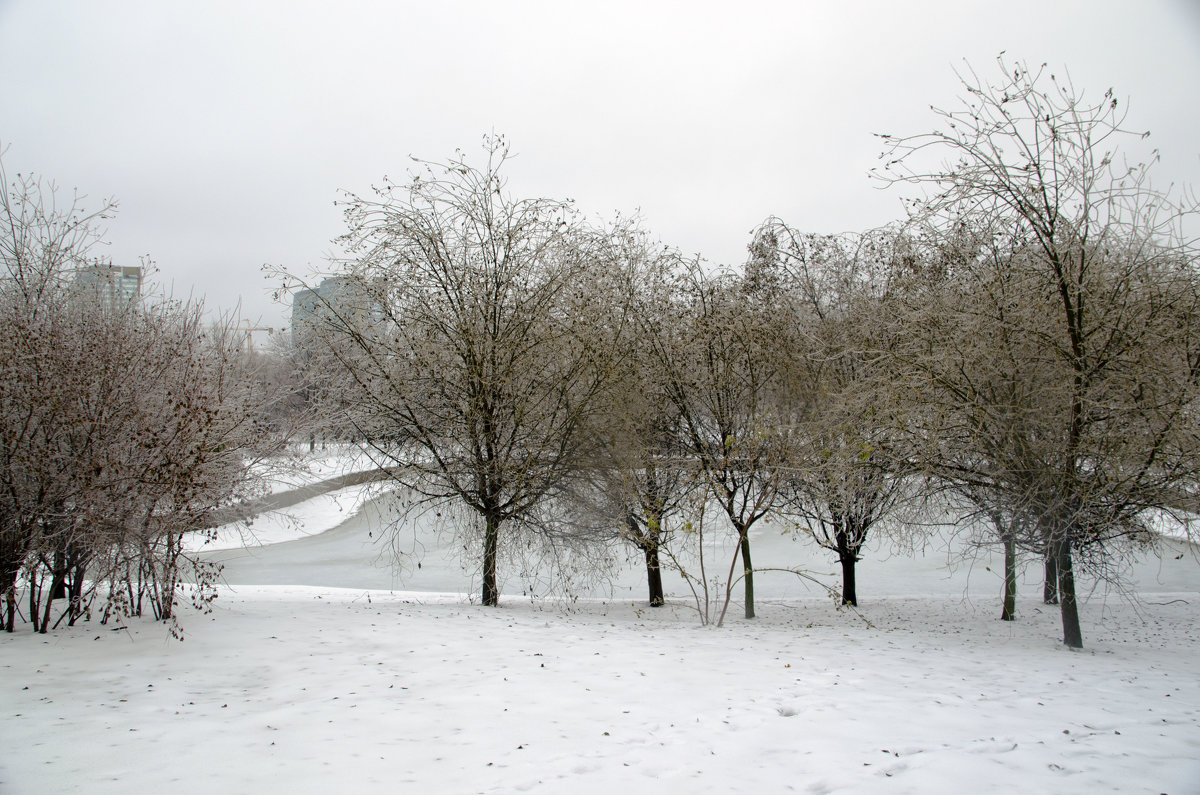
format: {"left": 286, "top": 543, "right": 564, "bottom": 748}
{"left": 2, "top": 1, "right": 1198, "bottom": 331}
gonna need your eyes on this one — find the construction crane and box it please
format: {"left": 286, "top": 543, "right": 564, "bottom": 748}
{"left": 239, "top": 321, "right": 282, "bottom": 353}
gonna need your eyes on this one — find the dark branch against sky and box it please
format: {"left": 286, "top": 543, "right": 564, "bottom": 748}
{"left": 2, "top": 0, "right": 1197, "bottom": 329}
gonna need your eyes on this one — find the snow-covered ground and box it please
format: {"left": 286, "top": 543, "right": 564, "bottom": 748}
{"left": 2, "top": 482, "right": 1199, "bottom": 793}
{"left": 3, "top": 588, "right": 1197, "bottom": 793}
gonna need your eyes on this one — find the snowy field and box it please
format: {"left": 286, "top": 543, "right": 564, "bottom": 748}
{"left": 2, "top": 483, "right": 1199, "bottom": 793}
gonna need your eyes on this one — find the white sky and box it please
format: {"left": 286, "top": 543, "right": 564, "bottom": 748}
{"left": 2, "top": 0, "right": 1198, "bottom": 330}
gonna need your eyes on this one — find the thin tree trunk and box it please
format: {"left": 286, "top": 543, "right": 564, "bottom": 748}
{"left": 643, "top": 544, "right": 665, "bottom": 607}
{"left": 1001, "top": 529, "right": 1017, "bottom": 621}
{"left": 127, "top": 560, "right": 139, "bottom": 618}
{"left": 1052, "top": 534, "right": 1083, "bottom": 649}
{"left": 2, "top": 558, "right": 18, "bottom": 632}
{"left": 1043, "top": 547, "right": 1059, "bottom": 605}
{"left": 39, "top": 570, "right": 65, "bottom": 634}
{"left": 4, "top": 585, "right": 14, "bottom": 632}
{"left": 28, "top": 568, "right": 40, "bottom": 633}
{"left": 482, "top": 511, "right": 500, "bottom": 607}
{"left": 67, "top": 562, "right": 86, "bottom": 626}
{"left": 143, "top": 557, "right": 162, "bottom": 620}
{"left": 739, "top": 527, "right": 755, "bottom": 619}
{"left": 160, "top": 533, "right": 179, "bottom": 621}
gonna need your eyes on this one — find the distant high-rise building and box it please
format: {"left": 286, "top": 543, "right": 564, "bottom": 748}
{"left": 73, "top": 264, "right": 143, "bottom": 307}
{"left": 291, "top": 276, "right": 379, "bottom": 346}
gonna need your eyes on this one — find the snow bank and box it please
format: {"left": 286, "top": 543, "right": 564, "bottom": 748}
{"left": 252, "top": 444, "right": 383, "bottom": 495}
{"left": 186, "top": 483, "right": 388, "bottom": 553}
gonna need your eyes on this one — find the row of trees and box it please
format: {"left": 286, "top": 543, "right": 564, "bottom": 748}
{"left": 290, "top": 58, "right": 1198, "bottom": 649}
{"left": 0, "top": 161, "right": 289, "bottom": 635}
{"left": 4, "top": 57, "right": 1193, "bottom": 648}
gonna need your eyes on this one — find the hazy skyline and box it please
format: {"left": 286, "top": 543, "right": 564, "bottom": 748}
{"left": 3, "top": 1, "right": 1198, "bottom": 331}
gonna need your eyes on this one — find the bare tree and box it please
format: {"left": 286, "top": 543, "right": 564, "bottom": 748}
{"left": 749, "top": 223, "right": 913, "bottom": 606}
{"left": 571, "top": 223, "right": 701, "bottom": 607}
{"left": 878, "top": 56, "right": 1200, "bottom": 648}
{"left": 960, "top": 484, "right": 1032, "bottom": 622}
{"left": 644, "top": 262, "right": 796, "bottom": 621}
{"left": 1, "top": 157, "right": 284, "bottom": 634}
{"left": 295, "top": 136, "right": 629, "bottom": 606}
{"left": 0, "top": 159, "right": 116, "bottom": 630}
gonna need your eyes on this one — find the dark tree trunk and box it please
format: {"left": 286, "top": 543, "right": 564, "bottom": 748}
{"left": 67, "top": 562, "right": 87, "bottom": 626}
{"left": 834, "top": 522, "right": 861, "bottom": 606}
{"left": 1052, "top": 534, "right": 1083, "bottom": 649}
{"left": 51, "top": 549, "right": 67, "bottom": 600}
{"left": 1043, "top": 547, "right": 1059, "bottom": 605}
{"left": 627, "top": 512, "right": 665, "bottom": 607}
{"left": 481, "top": 511, "right": 500, "bottom": 607}
{"left": 839, "top": 554, "right": 858, "bottom": 606}
{"left": 738, "top": 526, "right": 755, "bottom": 619}
{"left": 1001, "top": 529, "right": 1017, "bottom": 621}
{"left": 643, "top": 544, "right": 665, "bottom": 607}
{"left": 28, "top": 568, "right": 40, "bottom": 633}
{"left": 133, "top": 560, "right": 144, "bottom": 617}
{"left": 2, "top": 557, "right": 19, "bottom": 632}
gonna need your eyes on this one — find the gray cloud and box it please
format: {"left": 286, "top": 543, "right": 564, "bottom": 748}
{"left": 3, "top": 0, "right": 1197, "bottom": 329}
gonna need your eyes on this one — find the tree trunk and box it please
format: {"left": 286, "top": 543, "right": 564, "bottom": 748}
{"left": 739, "top": 527, "right": 755, "bottom": 619}
{"left": 1, "top": 548, "right": 20, "bottom": 631}
{"left": 160, "top": 533, "right": 180, "bottom": 621}
{"left": 1042, "top": 547, "right": 1059, "bottom": 605}
{"left": 67, "top": 562, "right": 86, "bottom": 626}
{"left": 481, "top": 511, "right": 500, "bottom": 607}
{"left": 1052, "top": 534, "right": 1083, "bottom": 649}
{"left": 835, "top": 524, "right": 860, "bottom": 606}
{"left": 39, "top": 569, "right": 66, "bottom": 634}
{"left": 28, "top": 568, "right": 40, "bottom": 633}
{"left": 51, "top": 549, "right": 67, "bottom": 600}
{"left": 1001, "top": 527, "right": 1017, "bottom": 621}
{"left": 4, "top": 586, "right": 14, "bottom": 632}
{"left": 643, "top": 544, "right": 665, "bottom": 607}
{"left": 2, "top": 559, "right": 18, "bottom": 632}
{"left": 132, "top": 559, "right": 143, "bottom": 617}
{"left": 839, "top": 554, "right": 858, "bottom": 606}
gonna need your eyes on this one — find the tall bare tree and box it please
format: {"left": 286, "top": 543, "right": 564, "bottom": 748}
{"left": 750, "top": 223, "right": 912, "bottom": 606}
{"left": 298, "top": 136, "right": 628, "bottom": 606}
{"left": 570, "top": 224, "right": 700, "bottom": 607}
{"left": 878, "top": 57, "right": 1200, "bottom": 648}
{"left": 644, "top": 262, "right": 796, "bottom": 621}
